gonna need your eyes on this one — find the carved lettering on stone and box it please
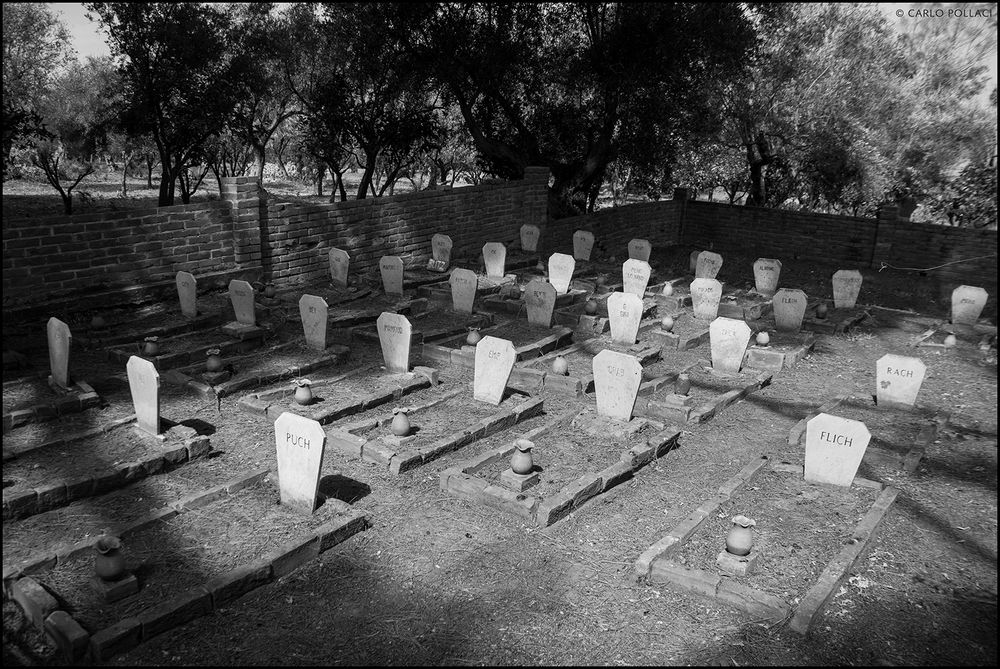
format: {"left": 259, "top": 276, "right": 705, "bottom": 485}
{"left": 592, "top": 350, "right": 643, "bottom": 421}
{"left": 573, "top": 230, "right": 595, "bottom": 261}
{"left": 804, "top": 413, "right": 871, "bottom": 487}
{"left": 450, "top": 268, "right": 478, "bottom": 314}
{"left": 176, "top": 271, "right": 197, "bottom": 318}
{"left": 474, "top": 336, "right": 516, "bottom": 405}
{"left": 876, "top": 354, "right": 926, "bottom": 408}
{"left": 229, "top": 279, "right": 256, "bottom": 326}
{"left": 274, "top": 412, "right": 326, "bottom": 514}
{"left": 380, "top": 256, "right": 404, "bottom": 296}
{"left": 607, "top": 291, "right": 643, "bottom": 345}
{"left": 628, "top": 238, "right": 652, "bottom": 262}
{"left": 376, "top": 312, "right": 412, "bottom": 373}
{"left": 47, "top": 317, "right": 72, "bottom": 390}
{"left": 548, "top": 253, "right": 576, "bottom": 294}
{"left": 483, "top": 242, "right": 507, "bottom": 278}
{"left": 622, "top": 259, "right": 652, "bottom": 298}
{"left": 709, "top": 317, "right": 752, "bottom": 374}
{"left": 753, "top": 259, "right": 782, "bottom": 298}
{"left": 951, "top": 285, "right": 988, "bottom": 325}
{"left": 695, "top": 251, "right": 723, "bottom": 279}
{"left": 772, "top": 288, "right": 808, "bottom": 332}
{"left": 690, "top": 278, "right": 723, "bottom": 320}
{"left": 524, "top": 280, "right": 557, "bottom": 328}
{"left": 127, "top": 355, "right": 160, "bottom": 436}
{"left": 832, "top": 270, "right": 863, "bottom": 309}
{"left": 329, "top": 248, "right": 350, "bottom": 287}
{"left": 520, "top": 224, "right": 541, "bottom": 253}
{"left": 298, "top": 294, "right": 329, "bottom": 351}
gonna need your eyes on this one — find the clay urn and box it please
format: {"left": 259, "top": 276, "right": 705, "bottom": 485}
{"left": 815, "top": 303, "right": 829, "bottom": 319}
{"left": 756, "top": 331, "right": 770, "bottom": 347}
{"left": 725, "top": 515, "right": 756, "bottom": 556}
{"left": 536, "top": 261, "right": 546, "bottom": 272}
{"left": 94, "top": 535, "right": 126, "bottom": 582}
{"left": 264, "top": 284, "right": 277, "bottom": 298}
{"left": 661, "top": 315, "right": 674, "bottom": 332}
{"left": 510, "top": 438, "right": 534, "bottom": 475}
{"left": 675, "top": 372, "right": 691, "bottom": 396}
{"left": 143, "top": 336, "right": 160, "bottom": 356}
{"left": 205, "top": 348, "right": 223, "bottom": 372}
{"left": 584, "top": 298, "right": 598, "bottom": 315}
{"left": 596, "top": 274, "right": 607, "bottom": 288}
{"left": 391, "top": 407, "right": 410, "bottom": 436}
{"left": 466, "top": 327, "right": 482, "bottom": 346}
{"left": 943, "top": 334, "right": 957, "bottom": 348}
{"left": 608, "top": 255, "right": 617, "bottom": 263}
{"left": 662, "top": 283, "right": 674, "bottom": 297}
{"left": 294, "top": 379, "right": 313, "bottom": 405}
{"left": 552, "top": 355, "right": 569, "bottom": 376}
{"left": 91, "top": 314, "right": 106, "bottom": 329}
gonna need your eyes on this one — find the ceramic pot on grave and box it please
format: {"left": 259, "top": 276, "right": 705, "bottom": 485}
{"left": 662, "top": 283, "right": 674, "bottom": 297}
{"left": 510, "top": 439, "right": 535, "bottom": 475}
{"left": 264, "top": 284, "right": 277, "bottom": 298}
{"left": 552, "top": 355, "right": 569, "bottom": 376}
{"left": 675, "top": 373, "right": 691, "bottom": 396}
{"left": 584, "top": 298, "right": 598, "bottom": 315}
{"left": 205, "top": 350, "right": 223, "bottom": 372}
{"left": 661, "top": 315, "right": 674, "bottom": 332}
{"left": 294, "top": 381, "right": 313, "bottom": 405}
{"left": 815, "top": 303, "right": 829, "bottom": 319}
{"left": 466, "top": 328, "right": 482, "bottom": 346}
{"left": 391, "top": 408, "right": 411, "bottom": 436}
{"left": 725, "top": 515, "right": 756, "bottom": 556}
{"left": 94, "top": 535, "right": 126, "bottom": 581}
{"left": 143, "top": 337, "right": 160, "bottom": 356}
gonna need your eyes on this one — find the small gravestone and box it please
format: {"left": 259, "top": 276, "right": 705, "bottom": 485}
{"left": 607, "top": 292, "right": 643, "bottom": 345}
{"left": 573, "top": 230, "right": 595, "bottom": 261}
{"left": 429, "top": 233, "right": 453, "bottom": 272}
{"left": 876, "top": 354, "right": 926, "bottom": 408}
{"left": 753, "top": 259, "right": 782, "bottom": 297}
{"left": 520, "top": 224, "right": 541, "bottom": 253}
{"left": 689, "top": 250, "right": 701, "bottom": 274}
{"left": 695, "top": 251, "right": 723, "bottom": 279}
{"left": 298, "top": 295, "right": 329, "bottom": 351}
{"left": 274, "top": 412, "right": 326, "bottom": 514}
{"left": 329, "top": 248, "right": 350, "bottom": 287}
{"left": 229, "top": 280, "right": 256, "bottom": 326}
{"left": 548, "top": 253, "right": 576, "bottom": 293}
{"left": 832, "top": 270, "right": 863, "bottom": 309}
{"left": 773, "top": 288, "right": 808, "bottom": 332}
{"left": 804, "top": 413, "right": 871, "bottom": 487}
{"left": 450, "top": 268, "right": 478, "bottom": 313}
{"left": 47, "top": 317, "right": 72, "bottom": 390}
{"left": 524, "top": 280, "right": 557, "bottom": 327}
{"left": 126, "top": 355, "right": 160, "bottom": 436}
{"left": 592, "top": 350, "right": 643, "bottom": 421}
{"left": 628, "top": 238, "right": 652, "bottom": 262}
{"left": 622, "top": 259, "right": 652, "bottom": 298}
{"left": 176, "top": 271, "right": 197, "bottom": 318}
{"left": 483, "top": 242, "right": 506, "bottom": 278}
{"left": 376, "top": 312, "right": 412, "bottom": 373}
{"left": 690, "top": 278, "right": 723, "bottom": 320}
{"left": 380, "top": 256, "right": 404, "bottom": 296}
{"left": 474, "top": 336, "right": 516, "bottom": 405}
{"left": 951, "top": 285, "right": 988, "bottom": 325}
{"left": 709, "top": 317, "right": 753, "bottom": 374}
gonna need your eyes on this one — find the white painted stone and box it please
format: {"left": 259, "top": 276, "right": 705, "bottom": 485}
{"left": 689, "top": 250, "right": 701, "bottom": 274}
{"left": 876, "top": 354, "right": 926, "bottom": 408}
{"left": 804, "top": 413, "right": 871, "bottom": 487}
{"left": 126, "top": 355, "right": 160, "bottom": 436}
{"left": 298, "top": 294, "right": 329, "bottom": 351}
{"left": 524, "top": 280, "right": 557, "bottom": 327}
{"left": 520, "top": 224, "right": 541, "bottom": 253}
{"left": 690, "top": 278, "right": 723, "bottom": 320}
{"left": 695, "top": 251, "right": 723, "bottom": 279}
{"left": 431, "top": 233, "right": 453, "bottom": 264}
{"left": 628, "top": 238, "right": 652, "bottom": 262}
{"left": 951, "top": 285, "right": 988, "bottom": 325}
{"left": 592, "top": 350, "right": 643, "bottom": 421}
{"left": 274, "top": 412, "right": 326, "bottom": 514}
{"left": 228, "top": 280, "right": 256, "bottom": 326}
{"left": 622, "top": 259, "right": 652, "bottom": 298}
{"left": 753, "top": 259, "right": 782, "bottom": 297}
{"left": 474, "top": 336, "right": 516, "bottom": 405}
{"left": 709, "top": 317, "right": 752, "bottom": 374}
{"left": 46, "top": 317, "right": 72, "bottom": 389}
{"left": 329, "top": 248, "right": 350, "bottom": 287}
{"left": 772, "top": 288, "right": 808, "bottom": 332}
{"left": 380, "top": 256, "right": 405, "bottom": 296}
{"left": 376, "top": 312, "right": 412, "bottom": 373}
{"left": 176, "top": 271, "right": 197, "bottom": 318}
{"left": 450, "top": 268, "right": 478, "bottom": 313}
{"left": 548, "top": 253, "right": 576, "bottom": 294}
{"left": 573, "top": 230, "right": 595, "bottom": 261}
{"left": 483, "top": 242, "right": 507, "bottom": 278}
{"left": 607, "top": 292, "right": 643, "bottom": 345}
{"left": 832, "top": 270, "right": 863, "bottom": 309}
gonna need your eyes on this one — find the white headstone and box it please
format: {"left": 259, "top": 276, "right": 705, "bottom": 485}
{"left": 376, "top": 312, "right": 412, "bottom": 373}
{"left": 548, "top": 253, "right": 576, "bottom": 294}
{"left": 607, "top": 292, "right": 643, "bottom": 345}
{"left": 753, "top": 259, "right": 782, "bottom": 297}
{"left": 380, "top": 256, "right": 405, "bottom": 296}
{"left": 622, "top": 259, "right": 652, "bottom": 298}
{"left": 126, "top": 355, "right": 160, "bottom": 436}
{"left": 520, "top": 224, "right": 541, "bottom": 253}
{"left": 176, "top": 271, "right": 197, "bottom": 318}
{"left": 772, "top": 288, "right": 808, "bottom": 332}
{"left": 573, "top": 230, "right": 595, "bottom": 261}
{"left": 832, "top": 270, "right": 863, "bottom": 309}
{"left": 329, "top": 248, "right": 350, "bottom": 287}
{"left": 229, "top": 279, "right": 256, "bottom": 326}
{"left": 474, "top": 336, "right": 516, "bottom": 405}
{"left": 298, "top": 294, "right": 329, "bottom": 351}
{"left": 709, "top": 317, "right": 753, "bottom": 374}
{"left": 628, "top": 238, "right": 652, "bottom": 262}
{"left": 431, "top": 233, "right": 453, "bottom": 264}
{"left": 951, "top": 285, "right": 988, "bottom": 325}
{"left": 524, "top": 280, "right": 557, "bottom": 328}
{"left": 695, "top": 251, "right": 723, "bottom": 279}
{"left": 483, "top": 242, "right": 506, "bottom": 278}
{"left": 450, "top": 268, "right": 478, "bottom": 313}
{"left": 46, "top": 317, "right": 72, "bottom": 389}
{"left": 804, "top": 413, "right": 871, "bottom": 487}
{"left": 876, "top": 354, "right": 926, "bottom": 408}
{"left": 592, "top": 350, "right": 643, "bottom": 421}
{"left": 274, "top": 412, "right": 326, "bottom": 514}
{"left": 690, "top": 278, "right": 723, "bottom": 320}
{"left": 689, "top": 250, "right": 701, "bottom": 274}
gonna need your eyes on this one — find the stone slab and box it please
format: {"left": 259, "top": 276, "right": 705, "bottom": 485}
{"left": 274, "top": 412, "right": 326, "bottom": 514}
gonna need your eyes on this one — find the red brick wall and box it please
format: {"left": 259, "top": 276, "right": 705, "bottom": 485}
{"left": 543, "top": 200, "right": 684, "bottom": 259}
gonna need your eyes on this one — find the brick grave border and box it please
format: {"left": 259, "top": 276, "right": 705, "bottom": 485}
{"left": 743, "top": 332, "right": 817, "bottom": 373}
{"left": 521, "top": 339, "right": 663, "bottom": 397}
{"left": 350, "top": 310, "right": 494, "bottom": 344}
{"left": 3, "top": 380, "right": 102, "bottom": 433}
{"left": 416, "top": 273, "right": 516, "bottom": 304}
{"left": 422, "top": 325, "right": 575, "bottom": 368}
{"left": 75, "top": 311, "right": 225, "bottom": 351}
{"left": 717, "top": 289, "right": 774, "bottom": 322}
{"left": 5, "top": 468, "right": 369, "bottom": 663}
{"left": 441, "top": 409, "right": 682, "bottom": 527}
{"left": 106, "top": 327, "right": 268, "bottom": 372}
{"left": 801, "top": 302, "right": 870, "bottom": 335}
{"left": 481, "top": 287, "right": 589, "bottom": 316}
{"left": 635, "top": 371, "right": 773, "bottom": 425}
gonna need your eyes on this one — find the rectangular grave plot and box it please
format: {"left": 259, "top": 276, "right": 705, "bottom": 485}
{"left": 3, "top": 378, "right": 101, "bottom": 433}
{"left": 588, "top": 293, "right": 659, "bottom": 321}
{"left": 274, "top": 285, "right": 373, "bottom": 309}
{"left": 416, "top": 276, "right": 513, "bottom": 304}
{"left": 481, "top": 286, "right": 587, "bottom": 316}
{"left": 523, "top": 340, "right": 663, "bottom": 396}
{"left": 717, "top": 289, "right": 774, "bottom": 322}
{"left": 427, "top": 322, "right": 574, "bottom": 367}
{"left": 644, "top": 313, "right": 711, "bottom": 352}
{"left": 327, "top": 295, "right": 428, "bottom": 329}
{"left": 106, "top": 327, "right": 265, "bottom": 372}
{"left": 75, "top": 311, "right": 226, "bottom": 352}
{"left": 636, "top": 367, "right": 770, "bottom": 425}
{"left": 350, "top": 309, "right": 493, "bottom": 344}
{"left": 646, "top": 279, "right": 693, "bottom": 311}
{"left": 30, "top": 476, "right": 367, "bottom": 651}
{"left": 802, "top": 304, "right": 870, "bottom": 335}
{"left": 743, "top": 332, "right": 816, "bottom": 372}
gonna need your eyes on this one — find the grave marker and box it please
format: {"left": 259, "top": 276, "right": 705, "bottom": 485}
{"left": 607, "top": 292, "right": 643, "bottom": 345}
{"left": 474, "top": 336, "right": 516, "bottom": 405}
{"left": 804, "top": 413, "right": 871, "bottom": 487}
{"left": 228, "top": 279, "right": 256, "bottom": 326}
{"left": 431, "top": 234, "right": 453, "bottom": 265}
{"left": 951, "top": 285, "right": 988, "bottom": 325}
{"left": 329, "top": 248, "right": 350, "bottom": 287}
{"left": 450, "top": 268, "right": 478, "bottom": 313}
{"left": 376, "top": 312, "right": 412, "bottom": 373}
{"left": 832, "top": 270, "right": 863, "bottom": 309}
{"left": 628, "top": 238, "right": 652, "bottom": 262}
{"left": 573, "top": 230, "right": 595, "bottom": 261}
{"left": 622, "top": 259, "right": 652, "bottom": 298}
{"left": 524, "top": 280, "right": 557, "bottom": 327}
{"left": 126, "top": 355, "right": 160, "bottom": 436}
{"left": 274, "top": 412, "right": 326, "bottom": 514}
{"left": 695, "top": 251, "right": 723, "bottom": 279}
{"left": 380, "top": 255, "right": 404, "bottom": 296}
{"left": 47, "top": 317, "right": 72, "bottom": 389}
{"left": 689, "top": 250, "right": 701, "bottom": 274}
{"left": 592, "top": 350, "right": 643, "bottom": 421}
{"left": 176, "top": 271, "right": 197, "bottom": 318}
{"left": 753, "top": 259, "right": 782, "bottom": 297}
{"left": 548, "top": 253, "right": 576, "bottom": 294}
{"left": 298, "top": 295, "right": 329, "bottom": 351}
{"left": 876, "top": 354, "right": 926, "bottom": 408}
{"left": 690, "top": 278, "right": 723, "bottom": 320}
{"left": 520, "top": 224, "right": 541, "bottom": 253}
{"left": 772, "top": 288, "right": 808, "bottom": 332}
{"left": 709, "top": 317, "right": 752, "bottom": 374}
{"left": 483, "top": 242, "right": 507, "bottom": 278}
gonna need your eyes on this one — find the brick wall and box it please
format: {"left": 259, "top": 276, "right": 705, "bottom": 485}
{"left": 544, "top": 200, "right": 684, "bottom": 259}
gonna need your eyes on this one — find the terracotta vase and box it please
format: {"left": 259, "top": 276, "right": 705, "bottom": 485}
{"left": 815, "top": 303, "right": 829, "bottom": 319}
{"left": 552, "top": 355, "right": 568, "bottom": 376}
{"left": 661, "top": 315, "right": 674, "bottom": 332}
{"left": 943, "top": 334, "right": 957, "bottom": 348}
{"left": 264, "top": 284, "right": 276, "bottom": 298}
{"left": 206, "top": 353, "right": 223, "bottom": 372}
{"left": 143, "top": 339, "right": 159, "bottom": 356}
{"left": 94, "top": 535, "right": 126, "bottom": 582}
{"left": 391, "top": 408, "right": 410, "bottom": 436}
{"left": 466, "top": 328, "right": 482, "bottom": 345}
{"left": 294, "top": 383, "right": 313, "bottom": 405}
{"left": 756, "top": 331, "right": 770, "bottom": 347}
{"left": 584, "top": 299, "right": 598, "bottom": 315}
{"left": 675, "top": 373, "right": 691, "bottom": 396}
{"left": 726, "top": 516, "right": 755, "bottom": 556}
{"left": 662, "top": 283, "right": 674, "bottom": 297}
{"left": 510, "top": 439, "right": 534, "bottom": 475}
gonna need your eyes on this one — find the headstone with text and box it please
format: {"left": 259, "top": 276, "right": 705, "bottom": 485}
{"left": 628, "top": 238, "right": 652, "bottom": 262}
{"left": 127, "top": 355, "right": 160, "bottom": 436}
{"left": 450, "top": 268, "right": 478, "bottom": 313}
{"left": 429, "top": 233, "right": 452, "bottom": 272}
{"left": 573, "top": 230, "right": 595, "bottom": 261}
{"left": 753, "top": 258, "right": 782, "bottom": 297}
{"left": 229, "top": 280, "right": 256, "bottom": 326}
{"left": 376, "top": 312, "right": 412, "bottom": 373}
{"left": 695, "top": 251, "right": 723, "bottom": 279}
{"left": 951, "top": 285, "right": 988, "bottom": 325}
{"left": 804, "top": 413, "right": 871, "bottom": 487}
{"left": 474, "top": 336, "right": 516, "bottom": 405}
{"left": 622, "top": 259, "right": 652, "bottom": 298}
{"left": 298, "top": 294, "right": 329, "bottom": 351}
{"left": 483, "top": 242, "right": 507, "bottom": 278}
{"left": 520, "top": 224, "right": 541, "bottom": 253}
{"left": 832, "top": 270, "right": 863, "bottom": 309}
{"left": 709, "top": 317, "right": 752, "bottom": 374}
{"left": 176, "top": 271, "right": 197, "bottom": 319}
{"left": 380, "top": 256, "right": 404, "bottom": 296}
{"left": 607, "top": 291, "right": 643, "bottom": 345}
{"left": 274, "top": 412, "right": 326, "bottom": 514}
{"left": 548, "top": 253, "right": 576, "bottom": 293}
{"left": 47, "top": 317, "right": 72, "bottom": 390}
{"left": 592, "top": 350, "right": 643, "bottom": 421}
{"left": 876, "top": 354, "right": 926, "bottom": 408}
{"left": 524, "top": 280, "right": 557, "bottom": 327}
{"left": 329, "top": 248, "right": 350, "bottom": 287}
{"left": 690, "top": 278, "right": 723, "bottom": 320}
{"left": 772, "top": 288, "right": 808, "bottom": 332}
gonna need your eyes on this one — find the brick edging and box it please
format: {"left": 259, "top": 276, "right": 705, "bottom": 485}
{"left": 3, "top": 414, "right": 138, "bottom": 462}
{"left": 3, "top": 381, "right": 102, "bottom": 434}
{"left": 788, "top": 394, "right": 849, "bottom": 445}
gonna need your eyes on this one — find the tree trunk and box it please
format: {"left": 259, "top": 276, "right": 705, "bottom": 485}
{"left": 315, "top": 161, "right": 325, "bottom": 196}
{"left": 121, "top": 154, "right": 128, "bottom": 197}
{"left": 158, "top": 162, "right": 177, "bottom": 207}
{"left": 253, "top": 141, "right": 266, "bottom": 183}
{"left": 356, "top": 150, "right": 378, "bottom": 200}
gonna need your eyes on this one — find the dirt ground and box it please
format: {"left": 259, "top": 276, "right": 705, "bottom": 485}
{"left": 2, "top": 185, "right": 997, "bottom": 666}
